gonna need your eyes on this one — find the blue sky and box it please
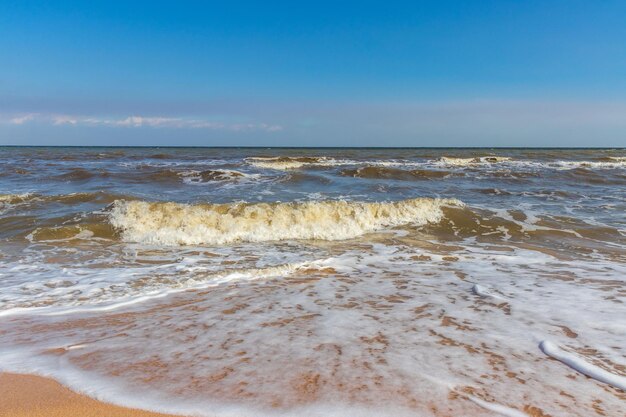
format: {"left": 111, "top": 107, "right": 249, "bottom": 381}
{"left": 1, "top": 1, "right": 626, "bottom": 146}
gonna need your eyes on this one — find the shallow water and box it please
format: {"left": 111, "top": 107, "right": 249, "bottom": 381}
{"left": 0, "top": 147, "right": 625, "bottom": 416}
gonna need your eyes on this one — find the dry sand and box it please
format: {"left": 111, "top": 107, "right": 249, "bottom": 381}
{"left": 0, "top": 372, "right": 184, "bottom": 417}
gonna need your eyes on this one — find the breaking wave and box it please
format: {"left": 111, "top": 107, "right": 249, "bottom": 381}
{"left": 246, "top": 156, "right": 427, "bottom": 170}
{"left": 432, "top": 156, "right": 626, "bottom": 170}
{"left": 245, "top": 156, "right": 333, "bottom": 170}
{"left": 109, "top": 198, "right": 463, "bottom": 245}
{"left": 434, "top": 156, "right": 512, "bottom": 166}
{"left": 552, "top": 160, "right": 626, "bottom": 169}
{"left": 595, "top": 156, "right": 626, "bottom": 163}
{"left": 0, "top": 193, "right": 34, "bottom": 205}
{"left": 180, "top": 169, "right": 249, "bottom": 184}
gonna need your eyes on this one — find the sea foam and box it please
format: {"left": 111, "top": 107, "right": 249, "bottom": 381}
{"left": 539, "top": 341, "right": 626, "bottom": 391}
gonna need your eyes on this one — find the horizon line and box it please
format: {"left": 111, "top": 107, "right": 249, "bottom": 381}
{"left": 0, "top": 145, "right": 624, "bottom": 150}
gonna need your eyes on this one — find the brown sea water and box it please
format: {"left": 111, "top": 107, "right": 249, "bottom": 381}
{"left": 0, "top": 147, "right": 625, "bottom": 416}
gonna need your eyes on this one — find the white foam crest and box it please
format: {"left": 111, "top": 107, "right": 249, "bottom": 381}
{"left": 244, "top": 155, "right": 626, "bottom": 172}
{"left": 434, "top": 156, "right": 513, "bottom": 166}
{"left": 428, "top": 156, "right": 626, "bottom": 170}
{"left": 0, "top": 192, "right": 36, "bottom": 213}
{"left": 0, "top": 192, "right": 34, "bottom": 202}
{"left": 245, "top": 156, "right": 426, "bottom": 170}
{"left": 539, "top": 341, "right": 626, "bottom": 391}
{"left": 551, "top": 160, "right": 626, "bottom": 169}
{"left": 109, "top": 197, "right": 463, "bottom": 246}
{"left": 179, "top": 169, "right": 255, "bottom": 185}
{"left": 247, "top": 157, "right": 314, "bottom": 169}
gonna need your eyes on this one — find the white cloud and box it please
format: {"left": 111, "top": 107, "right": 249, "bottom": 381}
{"left": 8, "top": 114, "right": 36, "bottom": 125}
{"left": 52, "top": 115, "right": 79, "bottom": 125}
{"left": 1, "top": 113, "right": 283, "bottom": 132}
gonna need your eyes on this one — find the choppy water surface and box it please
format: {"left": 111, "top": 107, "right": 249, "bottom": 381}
{"left": 0, "top": 147, "right": 625, "bottom": 416}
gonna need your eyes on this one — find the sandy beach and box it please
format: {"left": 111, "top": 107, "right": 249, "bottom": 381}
{"left": 0, "top": 373, "right": 181, "bottom": 417}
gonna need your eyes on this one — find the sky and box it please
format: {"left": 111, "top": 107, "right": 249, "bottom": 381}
{"left": 1, "top": 1, "right": 626, "bottom": 147}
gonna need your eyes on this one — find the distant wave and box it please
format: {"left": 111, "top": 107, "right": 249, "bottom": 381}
{"left": 49, "top": 167, "right": 251, "bottom": 184}
{"left": 434, "top": 156, "right": 513, "bottom": 166}
{"left": 432, "top": 156, "right": 626, "bottom": 170}
{"left": 180, "top": 169, "right": 250, "bottom": 184}
{"left": 54, "top": 168, "right": 111, "bottom": 181}
{"left": 599, "top": 156, "right": 626, "bottom": 162}
{"left": 245, "top": 156, "right": 335, "bottom": 170}
{"left": 0, "top": 193, "right": 34, "bottom": 205}
{"left": 108, "top": 198, "right": 463, "bottom": 245}
{"left": 341, "top": 166, "right": 455, "bottom": 180}
{"left": 245, "top": 156, "right": 419, "bottom": 170}
{"left": 551, "top": 160, "right": 626, "bottom": 169}
{"left": 246, "top": 154, "right": 626, "bottom": 172}
{"left": 282, "top": 172, "right": 333, "bottom": 185}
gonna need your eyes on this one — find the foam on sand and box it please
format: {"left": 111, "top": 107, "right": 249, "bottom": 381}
{"left": 1, "top": 241, "right": 625, "bottom": 416}
{"left": 466, "top": 396, "right": 529, "bottom": 417}
{"left": 0, "top": 258, "right": 317, "bottom": 315}
{"left": 109, "top": 197, "right": 463, "bottom": 245}
{"left": 471, "top": 284, "right": 504, "bottom": 300}
{"left": 539, "top": 341, "right": 626, "bottom": 391}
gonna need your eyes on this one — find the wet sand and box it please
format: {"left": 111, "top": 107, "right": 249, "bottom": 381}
{"left": 0, "top": 373, "right": 182, "bottom": 417}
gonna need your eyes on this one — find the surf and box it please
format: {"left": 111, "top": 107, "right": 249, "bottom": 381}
{"left": 108, "top": 197, "right": 463, "bottom": 245}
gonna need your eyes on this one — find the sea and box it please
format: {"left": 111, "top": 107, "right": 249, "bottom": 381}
{"left": 0, "top": 147, "right": 624, "bottom": 416}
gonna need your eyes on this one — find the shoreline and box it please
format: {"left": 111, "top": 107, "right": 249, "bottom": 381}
{"left": 0, "top": 372, "right": 184, "bottom": 417}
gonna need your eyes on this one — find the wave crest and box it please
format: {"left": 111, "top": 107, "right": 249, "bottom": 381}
{"left": 246, "top": 156, "right": 330, "bottom": 170}
{"left": 180, "top": 169, "right": 248, "bottom": 184}
{"left": 435, "top": 156, "right": 512, "bottom": 166}
{"left": 341, "top": 166, "right": 453, "bottom": 180}
{"left": 109, "top": 198, "right": 463, "bottom": 245}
